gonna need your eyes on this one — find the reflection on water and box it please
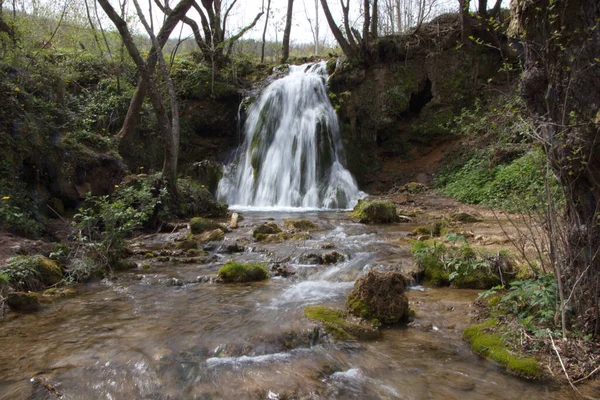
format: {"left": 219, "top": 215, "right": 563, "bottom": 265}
{"left": 0, "top": 212, "right": 572, "bottom": 399}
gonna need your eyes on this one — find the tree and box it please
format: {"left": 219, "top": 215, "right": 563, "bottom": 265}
{"left": 281, "top": 0, "right": 294, "bottom": 62}
{"left": 96, "top": 0, "right": 193, "bottom": 198}
{"left": 516, "top": 0, "right": 600, "bottom": 335}
{"left": 260, "top": 0, "right": 272, "bottom": 63}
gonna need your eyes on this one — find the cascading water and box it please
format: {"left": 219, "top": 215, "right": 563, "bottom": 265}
{"left": 217, "top": 62, "right": 364, "bottom": 210}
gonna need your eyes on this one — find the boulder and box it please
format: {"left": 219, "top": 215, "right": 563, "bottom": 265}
{"left": 252, "top": 222, "right": 282, "bottom": 241}
{"left": 7, "top": 292, "right": 40, "bottom": 312}
{"left": 199, "top": 229, "right": 224, "bottom": 242}
{"left": 451, "top": 213, "right": 483, "bottom": 223}
{"left": 347, "top": 271, "right": 409, "bottom": 324}
{"left": 283, "top": 218, "right": 320, "bottom": 231}
{"left": 176, "top": 239, "right": 198, "bottom": 250}
{"left": 350, "top": 199, "right": 400, "bottom": 223}
{"left": 217, "top": 261, "right": 269, "bottom": 283}
{"left": 190, "top": 217, "right": 224, "bottom": 234}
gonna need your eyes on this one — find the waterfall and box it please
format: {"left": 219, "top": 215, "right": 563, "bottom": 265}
{"left": 217, "top": 62, "right": 364, "bottom": 210}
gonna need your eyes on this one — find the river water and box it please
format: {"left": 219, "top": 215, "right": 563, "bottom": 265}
{"left": 0, "top": 212, "right": 571, "bottom": 399}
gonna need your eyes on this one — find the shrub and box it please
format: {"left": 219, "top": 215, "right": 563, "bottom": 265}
{"left": 1, "top": 255, "right": 62, "bottom": 291}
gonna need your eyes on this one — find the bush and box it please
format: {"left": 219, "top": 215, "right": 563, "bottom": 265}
{"left": 1, "top": 255, "right": 62, "bottom": 291}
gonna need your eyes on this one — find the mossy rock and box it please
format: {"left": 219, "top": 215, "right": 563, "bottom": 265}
{"left": 217, "top": 261, "right": 269, "bottom": 283}
{"left": 176, "top": 239, "right": 198, "bottom": 250}
{"left": 412, "top": 221, "right": 446, "bottom": 237}
{"left": 283, "top": 219, "right": 320, "bottom": 231}
{"left": 36, "top": 256, "right": 63, "bottom": 286}
{"left": 43, "top": 287, "right": 78, "bottom": 298}
{"left": 304, "top": 305, "right": 380, "bottom": 340}
{"left": 2, "top": 255, "right": 63, "bottom": 289}
{"left": 198, "top": 229, "right": 225, "bottom": 242}
{"left": 463, "top": 319, "right": 541, "bottom": 379}
{"left": 190, "top": 217, "right": 224, "bottom": 234}
{"left": 347, "top": 271, "right": 409, "bottom": 324}
{"left": 252, "top": 222, "right": 282, "bottom": 240}
{"left": 350, "top": 199, "right": 399, "bottom": 224}
{"left": 398, "top": 182, "right": 428, "bottom": 194}
{"left": 7, "top": 292, "right": 40, "bottom": 312}
{"left": 451, "top": 213, "right": 483, "bottom": 223}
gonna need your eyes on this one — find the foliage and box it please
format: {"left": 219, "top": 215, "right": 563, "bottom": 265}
{"left": 478, "top": 274, "right": 558, "bottom": 328}
{"left": 0, "top": 255, "right": 62, "bottom": 291}
{"left": 0, "top": 197, "right": 43, "bottom": 237}
{"left": 73, "top": 179, "right": 166, "bottom": 267}
{"left": 412, "top": 234, "right": 509, "bottom": 288}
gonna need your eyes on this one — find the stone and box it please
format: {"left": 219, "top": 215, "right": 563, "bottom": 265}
{"left": 217, "top": 261, "right": 269, "bottom": 283}
{"left": 252, "top": 222, "right": 282, "bottom": 241}
{"left": 7, "top": 292, "right": 40, "bottom": 312}
{"left": 346, "top": 271, "right": 409, "bottom": 324}
{"left": 270, "top": 263, "right": 297, "bottom": 277}
{"left": 451, "top": 213, "right": 483, "bottom": 223}
{"left": 230, "top": 212, "right": 239, "bottom": 229}
{"left": 350, "top": 199, "right": 400, "bottom": 223}
{"left": 175, "top": 239, "right": 198, "bottom": 250}
{"left": 199, "top": 229, "right": 224, "bottom": 242}
{"left": 189, "top": 217, "right": 224, "bottom": 235}
{"left": 283, "top": 218, "right": 320, "bottom": 231}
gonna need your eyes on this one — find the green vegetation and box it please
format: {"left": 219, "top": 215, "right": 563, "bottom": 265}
{"left": 283, "top": 219, "right": 319, "bottom": 231}
{"left": 1, "top": 255, "right": 62, "bottom": 291}
{"left": 463, "top": 319, "right": 541, "bottom": 379}
{"left": 217, "top": 261, "right": 269, "bottom": 283}
{"left": 412, "top": 234, "right": 511, "bottom": 288}
{"left": 190, "top": 217, "right": 223, "bottom": 235}
{"left": 350, "top": 199, "right": 399, "bottom": 223}
{"left": 304, "top": 305, "right": 379, "bottom": 340}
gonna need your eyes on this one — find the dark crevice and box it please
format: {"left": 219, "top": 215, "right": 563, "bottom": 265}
{"left": 408, "top": 78, "right": 433, "bottom": 113}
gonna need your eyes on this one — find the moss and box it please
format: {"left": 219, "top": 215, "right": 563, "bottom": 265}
{"left": 252, "top": 222, "right": 281, "bottom": 240}
{"left": 350, "top": 199, "right": 399, "bottom": 224}
{"left": 185, "top": 248, "right": 205, "bottom": 256}
{"left": 176, "top": 239, "right": 198, "bottom": 250}
{"left": 6, "top": 292, "right": 40, "bottom": 312}
{"left": 283, "top": 218, "right": 319, "bottom": 231}
{"left": 144, "top": 252, "right": 155, "bottom": 258}
{"left": 304, "top": 305, "right": 379, "bottom": 340}
{"left": 1, "top": 255, "right": 63, "bottom": 290}
{"left": 463, "top": 319, "right": 541, "bottom": 379}
{"left": 346, "top": 296, "right": 375, "bottom": 322}
{"left": 43, "top": 287, "right": 77, "bottom": 297}
{"left": 412, "top": 221, "right": 446, "bottom": 237}
{"left": 190, "top": 217, "right": 223, "bottom": 234}
{"left": 217, "top": 261, "right": 269, "bottom": 283}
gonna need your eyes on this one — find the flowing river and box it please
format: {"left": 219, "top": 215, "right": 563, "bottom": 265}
{"left": 0, "top": 212, "right": 572, "bottom": 399}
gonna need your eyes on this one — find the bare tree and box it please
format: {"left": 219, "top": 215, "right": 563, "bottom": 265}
{"left": 260, "top": 0, "right": 272, "bottom": 63}
{"left": 97, "top": 0, "right": 193, "bottom": 197}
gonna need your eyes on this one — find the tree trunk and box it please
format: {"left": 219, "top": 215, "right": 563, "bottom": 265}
{"left": 370, "top": 0, "right": 378, "bottom": 37}
{"left": 478, "top": 0, "right": 488, "bottom": 18}
{"left": 458, "top": 0, "right": 471, "bottom": 43}
{"left": 516, "top": 0, "right": 600, "bottom": 335}
{"left": 261, "top": 0, "right": 271, "bottom": 63}
{"left": 281, "top": 0, "right": 294, "bottom": 63}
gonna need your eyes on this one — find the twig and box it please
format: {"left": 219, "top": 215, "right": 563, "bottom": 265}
{"left": 548, "top": 329, "right": 593, "bottom": 399}
{"left": 572, "top": 365, "right": 600, "bottom": 384}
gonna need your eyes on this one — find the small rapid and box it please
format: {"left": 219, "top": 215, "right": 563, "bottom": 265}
{"left": 218, "top": 62, "right": 364, "bottom": 210}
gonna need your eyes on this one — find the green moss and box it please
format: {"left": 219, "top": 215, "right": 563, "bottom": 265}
{"left": 252, "top": 222, "right": 281, "bottom": 240}
{"left": 463, "top": 319, "right": 541, "bottom": 379}
{"left": 412, "top": 221, "right": 446, "bottom": 237}
{"left": 6, "top": 292, "right": 40, "bottom": 312}
{"left": 304, "top": 305, "right": 379, "bottom": 341}
{"left": 283, "top": 218, "right": 319, "bottom": 231}
{"left": 350, "top": 199, "right": 399, "bottom": 224}
{"left": 346, "top": 295, "right": 375, "bottom": 322}
{"left": 217, "top": 261, "right": 269, "bottom": 283}
{"left": 1, "top": 255, "right": 62, "bottom": 291}
{"left": 176, "top": 239, "right": 198, "bottom": 250}
{"left": 190, "top": 217, "right": 223, "bottom": 234}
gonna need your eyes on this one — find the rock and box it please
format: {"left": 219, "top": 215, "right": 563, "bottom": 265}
{"left": 114, "top": 260, "right": 137, "bottom": 270}
{"left": 7, "top": 292, "right": 40, "bottom": 312}
{"left": 451, "top": 213, "right": 483, "bottom": 223}
{"left": 346, "top": 271, "right": 409, "bottom": 324}
{"left": 321, "top": 242, "right": 335, "bottom": 249}
{"left": 321, "top": 251, "right": 345, "bottom": 265}
{"left": 398, "top": 182, "right": 428, "bottom": 194}
{"left": 283, "top": 219, "right": 320, "bottom": 231}
{"left": 304, "top": 305, "right": 380, "bottom": 340}
{"left": 168, "top": 278, "right": 184, "bottom": 286}
{"left": 252, "top": 222, "right": 282, "bottom": 241}
{"left": 175, "top": 239, "right": 198, "bottom": 250}
{"left": 270, "top": 263, "right": 297, "bottom": 277}
{"left": 221, "top": 242, "right": 245, "bottom": 253}
{"left": 217, "top": 261, "right": 269, "bottom": 283}
{"left": 185, "top": 160, "right": 223, "bottom": 194}
{"left": 199, "top": 229, "right": 224, "bottom": 242}
{"left": 350, "top": 199, "right": 400, "bottom": 223}
{"left": 230, "top": 212, "right": 239, "bottom": 229}
{"left": 190, "top": 217, "right": 224, "bottom": 235}
{"left": 47, "top": 198, "right": 65, "bottom": 217}
{"left": 412, "top": 221, "right": 445, "bottom": 237}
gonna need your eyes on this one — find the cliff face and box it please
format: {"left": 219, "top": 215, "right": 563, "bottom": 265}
{"left": 327, "top": 15, "right": 506, "bottom": 192}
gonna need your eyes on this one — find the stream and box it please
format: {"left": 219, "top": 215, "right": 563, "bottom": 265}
{"left": 0, "top": 212, "right": 572, "bottom": 399}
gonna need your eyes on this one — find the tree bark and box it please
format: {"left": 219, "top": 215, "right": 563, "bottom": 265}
{"left": 516, "top": 0, "right": 600, "bottom": 335}
{"left": 281, "top": 0, "right": 294, "bottom": 63}
{"left": 261, "top": 0, "right": 271, "bottom": 63}
{"left": 319, "top": 0, "right": 355, "bottom": 57}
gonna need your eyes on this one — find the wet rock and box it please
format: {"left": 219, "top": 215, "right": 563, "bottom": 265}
{"left": 114, "top": 260, "right": 137, "bottom": 270}
{"left": 283, "top": 218, "right": 320, "bottom": 231}
{"left": 350, "top": 199, "right": 400, "bottom": 223}
{"left": 168, "top": 277, "right": 184, "bottom": 286}
{"left": 196, "top": 275, "right": 218, "bottom": 283}
{"left": 218, "top": 261, "right": 269, "bottom": 283}
{"left": 230, "top": 212, "right": 239, "bottom": 229}
{"left": 411, "top": 221, "right": 446, "bottom": 237}
{"left": 270, "top": 263, "right": 296, "bottom": 277}
{"left": 220, "top": 241, "right": 245, "bottom": 253}
{"left": 42, "top": 287, "right": 78, "bottom": 298}
{"left": 346, "top": 271, "right": 409, "bottom": 324}
{"left": 199, "top": 229, "right": 224, "bottom": 242}
{"left": 397, "top": 182, "right": 428, "bottom": 194}
{"left": 185, "top": 248, "right": 205, "bottom": 257}
{"left": 190, "top": 217, "right": 224, "bottom": 235}
{"left": 320, "top": 242, "right": 335, "bottom": 249}
{"left": 7, "top": 292, "right": 40, "bottom": 312}
{"left": 252, "top": 222, "right": 282, "bottom": 241}
{"left": 451, "top": 213, "right": 483, "bottom": 223}
{"left": 176, "top": 238, "right": 198, "bottom": 250}
{"left": 321, "top": 251, "right": 345, "bottom": 265}
{"left": 304, "top": 305, "right": 380, "bottom": 340}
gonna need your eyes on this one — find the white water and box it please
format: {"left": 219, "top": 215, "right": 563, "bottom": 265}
{"left": 218, "top": 62, "right": 364, "bottom": 210}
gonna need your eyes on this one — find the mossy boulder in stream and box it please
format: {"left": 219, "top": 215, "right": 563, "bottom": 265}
{"left": 350, "top": 199, "right": 400, "bottom": 223}
{"left": 463, "top": 319, "right": 541, "bottom": 379}
{"left": 252, "top": 222, "right": 282, "bottom": 241}
{"left": 304, "top": 305, "right": 380, "bottom": 340}
{"left": 217, "top": 261, "right": 269, "bottom": 283}
{"left": 190, "top": 217, "right": 224, "bottom": 234}
{"left": 6, "top": 292, "right": 40, "bottom": 312}
{"left": 347, "top": 271, "right": 409, "bottom": 324}
{"left": 283, "top": 218, "right": 320, "bottom": 231}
